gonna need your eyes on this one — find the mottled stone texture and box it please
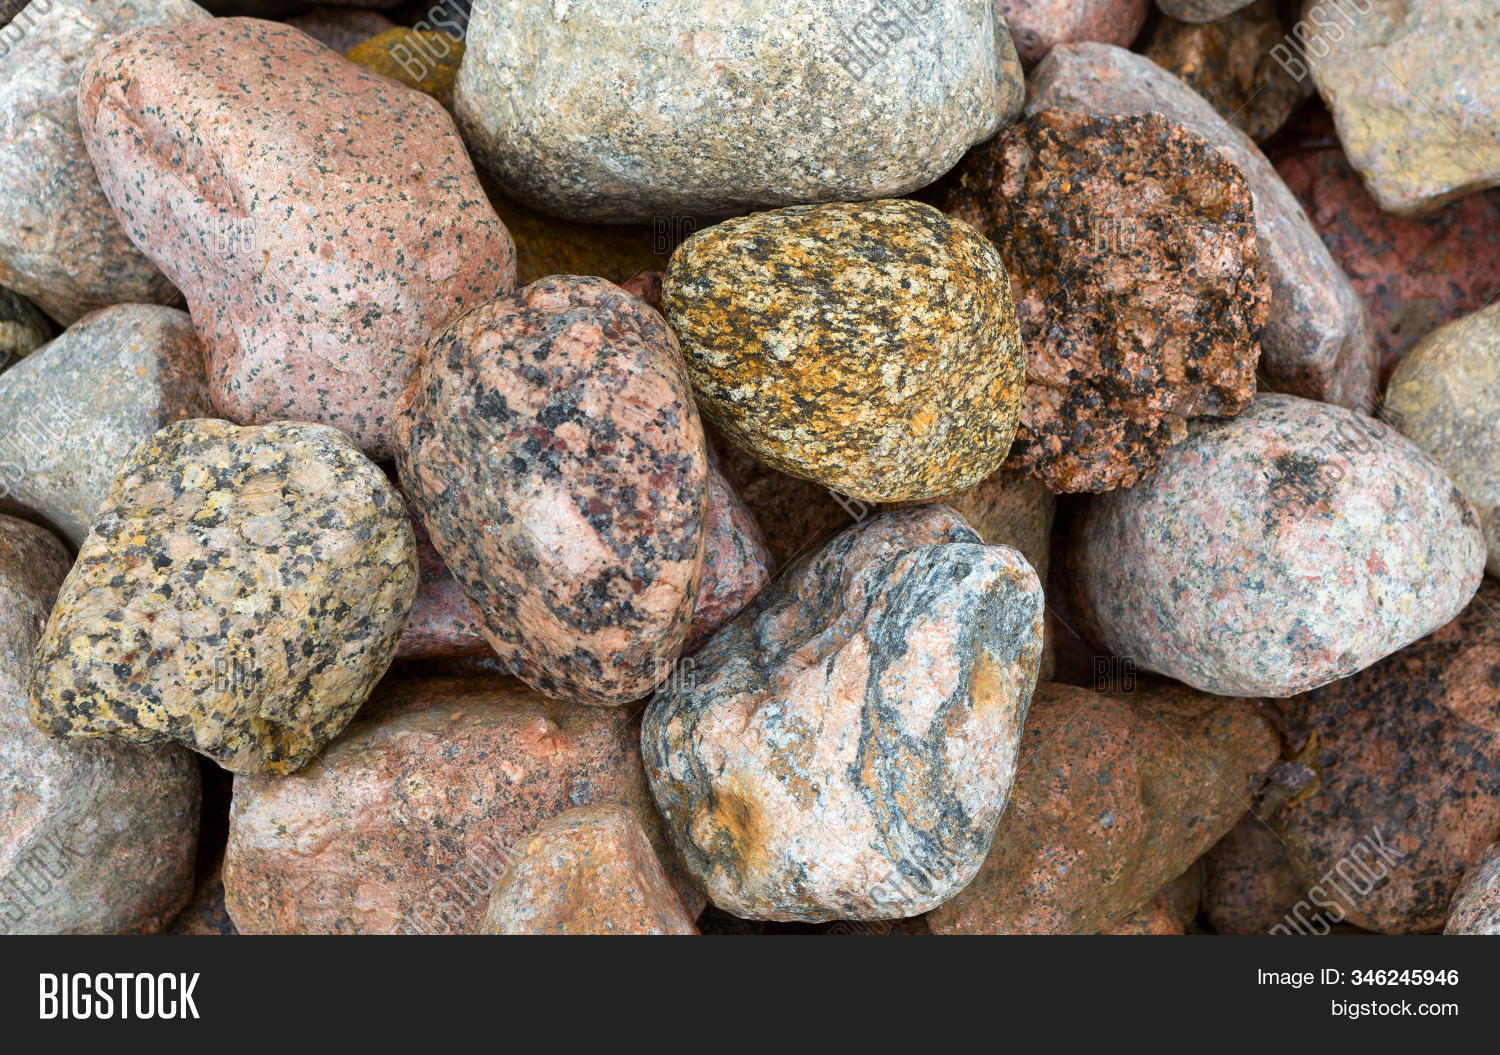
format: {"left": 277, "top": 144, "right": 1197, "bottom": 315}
{"left": 29, "top": 419, "right": 417, "bottom": 774}
{"left": 396, "top": 276, "right": 706, "bottom": 706}
{"left": 78, "top": 17, "right": 516, "bottom": 459}
{"left": 285, "top": 6, "right": 395, "bottom": 53}
{"left": 927, "top": 681, "right": 1277, "bottom": 934}
{"left": 456, "top": 0, "right": 1021, "bottom": 223}
{"left": 0, "top": 0, "right": 195, "bottom": 325}
{"left": 1383, "top": 306, "right": 1500, "bottom": 578}
{"left": 1143, "top": 1, "right": 1313, "bottom": 143}
{"left": 225, "top": 675, "right": 701, "bottom": 933}
{"left": 1306, "top": 1, "right": 1500, "bottom": 215}
{"left": 1200, "top": 815, "right": 1303, "bottom": 934}
{"left": 479, "top": 805, "right": 697, "bottom": 935}
{"left": 1027, "top": 43, "right": 1376, "bottom": 410}
{"left": 947, "top": 109, "right": 1267, "bottom": 493}
{"left": 1274, "top": 124, "right": 1500, "bottom": 387}
{"left": 643, "top": 507, "right": 1044, "bottom": 921}
{"left": 1446, "top": 845, "right": 1500, "bottom": 935}
{"left": 346, "top": 28, "right": 462, "bottom": 111}
{"left": 0, "top": 304, "right": 212, "bottom": 546}
{"left": 1073, "top": 394, "right": 1485, "bottom": 697}
{"left": 996, "top": 0, "right": 1147, "bottom": 66}
{"left": 394, "top": 506, "right": 492, "bottom": 662}
{"left": 1101, "top": 862, "right": 1203, "bottom": 935}
{"left": 1274, "top": 580, "right": 1500, "bottom": 933}
{"left": 1, "top": 514, "right": 199, "bottom": 934}
{"left": 0, "top": 289, "right": 53, "bottom": 371}
{"left": 667, "top": 200, "right": 1024, "bottom": 502}
{"left": 1158, "top": 0, "right": 1256, "bottom": 21}
{"left": 685, "top": 459, "right": 771, "bottom": 653}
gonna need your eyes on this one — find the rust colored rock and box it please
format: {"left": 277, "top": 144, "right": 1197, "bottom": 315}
{"left": 1200, "top": 815, "right": 1304, "bottom": 934}
{"left": 396, "top": 275, "right": 707, "bottom": 706}
{"left": 1272, "top": 580, "right": 1500, "bottom": 933}
{"left": 1274, "top": 129, "right": 1500, "bottom": 387}
{"left": 685, "top": 459, "right": 772, "bottom": 653}
{"left": 927, "top": 680, "right": 1278, "bottom": 934}
{"left": 394, "top": 508, "right": 492, "bottom": 662}
{"left": 996, "top": 0, "right": 1147, "bottom": 66}
{"left": 1101, "top": 863, "right": 1203, "bottom": 935}
{"left": 284, "top": 7, "right": 396, "bottom": 54}
{"left": 346, "top": 28, "right": 463, "bottom": 112}
{"left": 224, "top": 675, "right": 701, "bottom": 934}
{"left": 1027, "top": 42, "right": 1376, "bottom": 411}
{"left": 1, "top": 514, "right": 199, "bottom": 934}
{"left": 1143, "top": 1, "right": 1313, "bottom": 144}
{"left": 479, "top": 805, "right": 697, "bottom": 935}
{"left": 1445, "top": 844, "right": 1500, "bottom": 935}
{"left": 77, "top": 17, "right": 516, "bottom": 460}
{"left": 945, "top": 108, "right": 1267, "bottom": 492}
{"left": 644, "top": 507, "right": 1045, "bottom": 921}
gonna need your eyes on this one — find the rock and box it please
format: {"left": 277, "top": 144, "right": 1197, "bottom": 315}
{"left": 0, "top": 304, "right": 212, "bottom": 546}
{"left": 346, "top": 27, "right": 462, "bottom": 111}
{"left": 396, "top": 275, "right": 706, "bottom": 706}
{"left": 1446, "top": 844, "right": 1500, "bottom": 935}
{"left": 685, "top": 459, "right": 771, "bottom": 653}
{"left": 1072, "top": 394, "right": 1486, "bottom": 697}
{"left": 284, "top": 6, "right": 395, "bottom": 53}
{"left": 225, "top": 674, "right": 702, "bottom": 933}
{"left": 78, "top": 17, "right": 516, "bottom": 460}
{"left": 643, "top": 506, "right": 1045, "bottom": 921}
{"left": 1385, "top": 304, "right": 1500, "bottom": 578}
{"left": 1200, "top": 815, "right": 1304, "bottom": 934}
{"left": 28, "top": 419, "right": 417, "bottom": 774}
{"left": 708, "top": 432, "right": 856, "bottom": 570}
{"left": 1304, "top": 1, "right": 1500, "bottom": 215}
{"left": 1027, "top": 43, "right": 1376, "bottom": 410}
{"left": 0, "top": 0, "right": 198, "bottom": 324}
{"left": 1273, "top": 122, "right": 1500, "bottom": 387}
{"left": 0, "top": 288, "right": 53, "bottom": 372}
{"left": 455, "top": 0, "right": 1022, "bottom": 222}
{"left": 1143, "top": 1, "right": 1313, "bottom": 143}
{"left": 927, "top": 680, "right": 1278, "bottom": 934}
{"left": 479, "top": 805, "right": 697, "bottom": 935}
{"left": 1, "top": 514, "right": 199, "bottom": 934}
{"left": 394, "top": 506, "right": 492, "bottom": 661}
{"left": 1101, "top": 862, "right": 1203, "bottom": 935}
{"left": 1157, "top": 0, "right": 1256, "bottom": 21}
{"left": 1273, "top": 580, "right": 1500, "bottom": 933}
{"left": 996, "top": 0, "right": 1147, "bottom": 66}
{"left": 666, "top": 200, "right": 1024, "bottom": 502}
{"left": 165, "top": 857, "right": 237, "bottom": 935}
{"left": 620, "top": 270, "right": 665, "bottom": 314}
{"left": 946, "top": 109, "right": 1267, "bottom": 493}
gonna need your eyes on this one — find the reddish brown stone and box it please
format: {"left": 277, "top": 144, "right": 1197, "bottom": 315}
{"left": 1445, "top": 844, "right": 1500, "bottom": 935}
{"left": 927, "top": 680, "right": 1278, "bottom": 934}
{"left": 995, "top": 0, "right": 1148, "bottom": 67}
{"left": 684, "top": 459, "right": 771, "bottom": 653}
{"left": 225, "top": 674, "right": 702, "bottom": 934}
{"left": 480, "top": 805, "right": 697, "bottom": 935}
{"left": 1101, "top": 862, "right": 1203, "bottom": 935}
{"left": 946, "top": 109, "right": 1268, "bottom": 492}
{"left": 1200, "top": 814, "right": 1304, "bottom": 934}
{"left": 394, "top": 510, "right": 493, "bottom": 662}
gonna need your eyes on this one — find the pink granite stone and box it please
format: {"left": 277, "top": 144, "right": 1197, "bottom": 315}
{"left": 394, "top": 508, "right": 494, "bottom": 662}
{"left": 683, "top": 458, "right": 771, "bottom": 653}
{"left": 395, "top": 275, "right": 707, "bottom": 706}
{"left": 77, "top": 17, "right": 516, "bottom": 460}
{"left": 996, "top": 0, "right": 1148, "bottom": 66}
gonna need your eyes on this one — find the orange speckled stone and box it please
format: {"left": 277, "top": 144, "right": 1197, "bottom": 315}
{"left": 480, "top": 805, "right": 697, "bottom": 935}
{"left": 665, "top": 200, "right": 1024, "bottom": 503}
{"left": 927, "top": 680, "right": 1278, "bottom": 934}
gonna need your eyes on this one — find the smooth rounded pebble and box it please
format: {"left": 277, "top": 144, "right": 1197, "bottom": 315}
{"left": 77, "top": 17, "right": 516, "bottom": 459}
{"left": 997, "top": 0, "right": 1147, "bottom": 66}
{"left": 643, "top": 506, "right": 1044, "bottom": 922}
{"left": 28, "top": 419, "right": 417, "bottom": 774}
{"left": 1072, "top": 394, "right": 1486, "bottom": 697}
{"left": 666, "top": 200, "right": 1025, "bottom": 502}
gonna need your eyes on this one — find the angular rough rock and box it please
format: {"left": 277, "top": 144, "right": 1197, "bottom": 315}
{"left": 684, "top": 459, "right": 772, "bottom": 653}
{"left": 927, "top": 680, "right": 1278, "bottom": 934}
{"left": 1157, "top": 0, "right": 1256, "bottom": 21}
{"left": 285, "top": 6, "right": 396, "bottom": 53}
{"left": 394, "top": 507, "right": 492, "bottom": 662}
{"left": 456, "top": 0, "right": 1023, "bottom": 222}
{"left": 946, "top": 109, "right": 1268, "bottom": 492}
{"left": 643, "top": 507, "right": 1045, "bottom": 921}
{"left": 78, "top": 17, "right": 516, "bottom": 459}
{"left": 225, "top": 675, "right": 702, "bottom": 933}
{"left": 396, "top": 275, "right": 706, "bottom": 706}
{"left": 1, "top": 514, "right": 199, "bottom": 934}
{"left": 479, "top": 805, "right": 697, "bottom": 935}
{"left": 346, "top": 27, "right": 462, "bottom": 111}
{"left": 1305, "top": 2, "right": 1500, "bottom": 215}
{"left": 1446, "top": 845, "right": 1500, "bottom": 935}
{"left": 1027, "top": 43, "right": 1376, "bottom": 410}
{"left": 1274, "top": 123, "right": 1500, "bottom": 386}
{"left": 0, "top": 304, "right": 212, "bottom": 546}
{"left": 1273, "top": 580, "right": 1500, "bottom": 933}
{"left": 0, "top": 0, "right": 196, "bottom": 324}
{"left": 996, "top": 0, "right": 1147, "bottom": 66}
{"left": 0, "top": 288, "right": 53, "bottom": 372}
{"left": 1200, "top": 815, "right": 1304, "bottom": 935}
{"left": 1072, "top": 394, "right": 1486, "bottom": 697}
{"left": 1385, "top": 305, "right": 1500, "bottom": 578}
{"left": 28, "top": 419, "right": 417, "bottom": 774}
{"left": 1101, "top": 863, "right": 1203, "bottom": 935}
{"left": 666, "top": 200, "right": 1025, "bottom": 502}
{"left": 1143, "top": 1, "right": 1313, "bottom": 143}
